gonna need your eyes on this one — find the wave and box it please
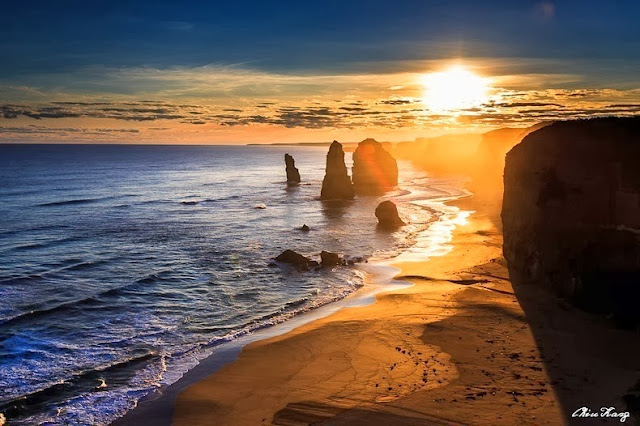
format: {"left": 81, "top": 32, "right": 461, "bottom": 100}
{"left": 5, "top": 236, "right": 80, "bottom": 253}
{"left": 37, "top": 194, "right": 137, "bottom": 207}
{"left": 37, "top": 198, "right": 103, "bottom": 207}
{"left": 0, "top": 258, "right": 107, "bottom": 286}
{"left": 0, "top": 350, "right": 160, "bottom": 420}
{"left": 0, "top": 271, "right": 172, "bottom": 326}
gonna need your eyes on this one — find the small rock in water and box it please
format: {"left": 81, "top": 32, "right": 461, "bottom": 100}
{"left": 274, "top": 250, "right": 318, "bottom": 269}
{"left": 320, "top": 250, "right": 341, "bottom": 267}
{"left": 375, "top": 200, "right": 405, "bottom": 229}
{"left": 343, "top": 255, "right": 366, "bottom": 265}
{"left": 300, "top": 224, "right": 310, "bottom": 232}
{"left": 254, "top": 203, "right": 267, "bottom": 209}
{"left": 181, "top": 201, "right": 198, "bottom": 205}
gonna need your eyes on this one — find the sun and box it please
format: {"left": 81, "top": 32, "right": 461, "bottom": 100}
{"left": 421, "top": 65, "right": 490, "bottom": 112}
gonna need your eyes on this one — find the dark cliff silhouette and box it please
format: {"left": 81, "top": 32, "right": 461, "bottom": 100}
{"left": 284, "top": 153, "right": 301, "bottom": 184}
{"left": 320, "top": 141, "right": 355, "bottom": 200}
{"left": 352, "top": 138, "right": 398, "bottom": 195}
{"left": 502, "top": 117, "right": 640, "bottom": 324}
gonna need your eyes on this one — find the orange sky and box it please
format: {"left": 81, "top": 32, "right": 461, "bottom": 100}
{"left": 1, "top": 61, "right": 639, "bottom": 143}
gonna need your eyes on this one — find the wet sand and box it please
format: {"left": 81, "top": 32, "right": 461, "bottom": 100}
{"left": 172, "top": 196, "right": 640, "bottom": 425}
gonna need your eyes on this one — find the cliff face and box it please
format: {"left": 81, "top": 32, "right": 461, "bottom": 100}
{"left": 352, "top": 138, "right": 398, "bottom": 195}
{"left": 502, "top": 117, "right": 640, "bottom": 322}
{"left": 320, "top": 141, "right": 355, "bottom": 200}
{"left": 284, "top": 153, "right": 301, "bottom": 184}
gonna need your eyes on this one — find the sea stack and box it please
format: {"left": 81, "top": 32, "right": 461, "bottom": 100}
{"left": 502, "top": 117, "right": 640, "bottom": 322}
{"left": 352, "top": 138, "right": 398, "bottom": 195}
{"left": 320, "top": 141, "right": 355, "bottom": 200}
{"left": 284, "top": 153, "right": 301, "bottom": 184}
{"left": 375, "top": 200, "right": 405, "bottom": 228}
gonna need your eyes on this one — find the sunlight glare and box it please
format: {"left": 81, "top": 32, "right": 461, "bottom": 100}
{"left": 421, "top": 65, "right": 490, "bottom": 112}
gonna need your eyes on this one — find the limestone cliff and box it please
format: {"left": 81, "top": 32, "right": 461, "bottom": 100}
{"left": 352, "top": 138, "right": 398, "bottom": 195}
{"left": 320, "top": 141, "right": 355, "bottom": 200}
{"left": 502, "top": 117, "right": 640, "bottom": 322}
{"left": 284, "top": 153, "right": 301, "bottom": 184}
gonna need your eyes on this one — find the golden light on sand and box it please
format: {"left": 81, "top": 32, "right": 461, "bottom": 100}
{"left": 421, "top": 65, "right": 490, "bottom": 112}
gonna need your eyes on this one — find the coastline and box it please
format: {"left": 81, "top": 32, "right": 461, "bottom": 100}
{"left": 169, "top": 194, "right": 557, "bottom": 426}
{"left": 116, "top": 192, "right": 640, "bottom": 425}
{"left": 169, "top": 195, "right": 640, "bottom": 425}
{"left": 112, "top": 263, "right": 413, "bottom": 426}
{"left": 112, "top": 182, "right": 467, "bottom": 425}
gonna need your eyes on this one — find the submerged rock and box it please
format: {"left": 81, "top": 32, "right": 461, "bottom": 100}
{"left": 344, "top": 255, "right": 366, "bottom": 265}
{"left": 375, "top": 200, "right": 405, "bottom": 229}
{"left": 320, "top": 141, "right": 355, "bottom": 200}
{"left": 181, "top": 201, "right": 198, "bottom": 205}
{"left": 502, "top": 117, "right": 640, "bottom": 323}
{"left": 284, "top": 153, "right": 301, "bottom": 184}
{"left": 352, "top": 138, "right": 398, "bottom": 194}
{"left": 320, "top": 250, "right": 341, "bottom": 267}
{"left": 274, "top": 250, "right": 318, "bottom": 269}
{"left": 299, "top": 224, "right": 310, "bottom": 232}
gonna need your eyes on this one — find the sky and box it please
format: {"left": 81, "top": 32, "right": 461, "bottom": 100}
{"left": 1, "top": 0, "right": 639, "bottom": 143}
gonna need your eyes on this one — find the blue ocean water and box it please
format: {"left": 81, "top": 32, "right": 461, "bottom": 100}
{"left": 0, "top": 144, "right": 464, "bottom": 425}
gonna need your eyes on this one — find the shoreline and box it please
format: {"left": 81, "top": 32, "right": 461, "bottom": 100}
{"left": 167, "top": 194, "right": 509, "bottom": 425}
{"left": 112, "top": 172, "right": 469, "bottom": 425}
{"left": 118, "top": 193, "right": 480, "bottom": 425}
{"left": 113, "top": 189, "right": 476, "bottom": 425}
{"left": 169, "top": 194, "right": 640, "bottom": 425}
{"left": 112, "top": 263, "right": 414, "bottom": 426}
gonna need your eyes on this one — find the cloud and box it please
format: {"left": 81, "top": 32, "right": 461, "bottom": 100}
{"left": 0, "top": 63, "right": 639, "bottom": 142}
{"left": 378, "top": 99, "right": 418, "bottom": 105}
{"left": 493, "top": 102, "right": 562, "bottom": 108}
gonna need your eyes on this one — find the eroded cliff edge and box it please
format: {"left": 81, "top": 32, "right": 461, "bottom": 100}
{"left": 502, "top": 117, "right": 640, "bottom": 323}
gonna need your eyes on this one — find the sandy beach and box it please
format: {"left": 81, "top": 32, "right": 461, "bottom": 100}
{"left": 171, "top": 194, "right": 640, "bottom": 426}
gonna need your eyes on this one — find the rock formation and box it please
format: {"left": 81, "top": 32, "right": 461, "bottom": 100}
{"left": 284, "top": 153, "right": 301, "bottom": 184}
{"left": 320, "top": 141, "right": 355, "bottom": 200}
{"left": 375, "top": 200, "right": 405, "bottom": 229}
{"left": 502, "top": 117, "right": 640, "bottom": 323}
{"left": 352, "top": 138, "right": 398, "bottom": 194}
{"left": 320, "top": 251, "right": 341, "bottom": 267}
{"left": 274, "top": 250, "right": 318, "bottom": 269}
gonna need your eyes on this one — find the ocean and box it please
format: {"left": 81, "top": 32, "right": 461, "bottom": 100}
{"left": 0, "top": 144, "right": 467, "bottom": 425}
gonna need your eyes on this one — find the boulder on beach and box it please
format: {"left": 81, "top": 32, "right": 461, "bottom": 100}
{"left": 284, "top": 153, "right": 301, "bottom": 184}
{"left": 320, "top": 250, "right": 341, "bottom": 267}
{"left": 320, "top": 141, "right": 355, "bottom": 200}
{"left": 375, "top": 200, "right": 405, "bottom": 228}
{"left": 352, "top": 138, "right": 398, "bottom": 195}
{"left": 502, "top": 117, "right": 640, "bottom": 322}
{"left": 274, "top": 250, "right": 318, "bottom": 269}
